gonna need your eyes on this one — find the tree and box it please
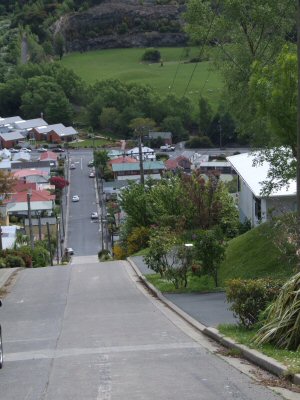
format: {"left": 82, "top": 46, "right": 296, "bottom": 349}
{"left": 0, "top": 171, "right": 17, "bottom": 201}
{"left": 199, "top": 96, "right": 212, "bottom": 135}
{"left": 53, "top": 33, "right": 65, "bottom": 60}
{"left": 49, "top": 176, "right": 69, "bottom": 190}
{"left": 141, "top": 48, "right": 161, "bottom": 63}
{"left": 194, "top": 228, "right": 226, "bottom": 287}
{"left": 99, "top": 107, "right": 121, "bottom": 132}
{"left": 94, "top": 150, "right": 109, "bottom": 177}
{"left": 185, "top": 0, "right": 295, "bottom": 145}
{"left": 161, "top": 116, "right": 187, "bottom": 143}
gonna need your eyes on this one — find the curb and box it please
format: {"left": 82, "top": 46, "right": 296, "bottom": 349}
{"left": 127, "top": 257, "right": 300, "bottom": 386}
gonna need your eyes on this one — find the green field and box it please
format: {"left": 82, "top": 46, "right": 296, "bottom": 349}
{"left": 61, "top": 47, "right": 223, "bottom": 109}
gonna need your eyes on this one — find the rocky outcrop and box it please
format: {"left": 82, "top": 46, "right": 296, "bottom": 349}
{"left": 53, "top": 0, "right": 187, "bottom": 52}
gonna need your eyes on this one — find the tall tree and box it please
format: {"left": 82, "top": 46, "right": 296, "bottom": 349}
{"left": 199, "top": 96, "right": 212, "bottom": 135}
{"left": 185, "top": 0, "right": 295, "bottom": 145}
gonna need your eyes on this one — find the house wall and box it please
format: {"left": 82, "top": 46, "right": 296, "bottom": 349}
{"left": 238, "top": 179, "right": 255, "bottom": 224}
{"left": 48, "top": 131, "right": 62, "bottom": 143}
{"left": 1, "top": 139, "right": 16, "bottom": 148}
{"left": 114, "top": 172, "right": 162, "bottom": 181}
{"left": 32, "top": 129, "right": 46, "bottom": 141}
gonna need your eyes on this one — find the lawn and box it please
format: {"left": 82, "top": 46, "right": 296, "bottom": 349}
{"left": 219, "top": 324, "right": 300, "bottom": 374}
{"left": 61, "top": 47, "right": 223, "bottom": 109}
{"left": 219, "top": 223, "right": 295, "bottom": 286}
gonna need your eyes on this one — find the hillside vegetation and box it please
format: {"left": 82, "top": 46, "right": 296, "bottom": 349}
{"left": 219, "top": 223, "right": 295, "bottom": 285}
{"left": 61, "top": 47, "right": 223, "bottom": 108}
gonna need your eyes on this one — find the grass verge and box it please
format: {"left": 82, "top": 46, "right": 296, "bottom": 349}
{"left": 218, "top": 324, "right": 300, "bottom": 375}
{"left": 146, "top": 272, "right": 223, "bottom": 293}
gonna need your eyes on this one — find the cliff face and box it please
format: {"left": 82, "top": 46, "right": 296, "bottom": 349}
{"left": 53, "top": 0, "right": 187, "bottom": 52}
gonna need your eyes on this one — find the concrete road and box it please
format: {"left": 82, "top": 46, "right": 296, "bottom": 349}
{"left": 67, "top": 150, "right": 101, "bottom": 256}
{"left": 0, "top": 258, "right": 283, "bottom": 400}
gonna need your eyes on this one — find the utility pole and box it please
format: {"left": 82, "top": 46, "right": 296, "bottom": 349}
{"left": 0, "top": 226, "right": 2, "bottom": 251}
{"left": 27, "top": 190, "right": 34, "bottom": 250}
{"left": 46, "top": 222, "right": 53, "bottom": 266}
{"left": 37, "top": 211, "right": 42, "bottom": 241}
{"left": 138, "top": 131, "right": 145, "bottom": 185}
{"left": 56, "top": 216, "right": 60, "bottom": 264}
{"left": 218, "top": 120, "right": 222, "bottom": 150}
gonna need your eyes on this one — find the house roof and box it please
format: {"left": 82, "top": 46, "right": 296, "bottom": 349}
{"left": 12, "top": 152, "right": 31, "bottom": 162}
{"left": 14, "top": 118, "right": 48, "bottom": 130}
{"left": 6, "top": 189, "right": 55, "bottom": 203}
{"left": 0, "top": 116, "right": 22, "bottom": 125}
{"left": 109, "top": 156, "right": 138, "bottom": 165}
{"left": 165, "top": 159, "right": 180, "bottom": 170}
{"left": 11, "top": 160, "right": 51, "bottom": 170}
{"left": 34, "top": 123, "right": 65, "bottom": 134}
{"left": 0, "top": 159, "right": 11, "bottom": 170}
{"left": 14, "top": 169, "right": 48, "bottom": 179}
{"left": 13, "top": 181, "right": 37, "bottom": 192}
{"left": 126, "top": 146, "right": 154, "bottom": 155}
{"left": 50, "top": 125, "right": 77, "bottom": 137}
{"left": 227, "top": 152, "right": 296, "bottom": 198}
{"left": 149, "top": 131, "right": 172, "bottom": 139}
{"left": 0, "top": 131, "right": 24, "bottom": 141}
{"left": 39, "top": 151, "right": 58, "bottom": 161}
{"left": 108, "top": 149, "right": 123, "bottom": 159}
{"left": 112, "top": 161, "right": 165, "bottom": 172}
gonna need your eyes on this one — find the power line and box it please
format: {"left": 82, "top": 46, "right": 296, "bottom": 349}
{"left": 168, "top": 47, "right": 188, "bottom": 93}
{"left": 182, "top": 0, "right": 221, "bottom": 97}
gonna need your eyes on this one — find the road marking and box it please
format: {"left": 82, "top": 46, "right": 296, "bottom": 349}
{"left": 5, "top": 342, "right": 200, "bottom": 362}
{"left": 96, "top": 355, "right": 111, "bottom": 400}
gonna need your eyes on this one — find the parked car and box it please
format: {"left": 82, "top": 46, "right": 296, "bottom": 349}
{"left": 91, "top": 212, "right": 98, "bottom": 220}
{"left": 65, "top": 247, "right": 74, "bottom": 256}
{"left": 20, "top": 147, "right": 31, "bottom": 153}
{"left": 160, "top": 145, "right": 175, "bottom": 152}
{"left": 70, "top": 163, "right": 76, "bottom": 170}
{"left": 8, "top": 148, "right": 19, "bottom": 153}
{"left": 89, "top": 172, "right": 95, "bottom": 178}
{"left": 37, "top": 147, "right": 47, "bottom": 153}
{"left": 52, "top": 147, "right": 65, "bottom": 153}
{"left": 88, "top": 160, "right": 94, "bottom": 167}
{"left": 72, "top": 195, "right": 80, "bottom": 202}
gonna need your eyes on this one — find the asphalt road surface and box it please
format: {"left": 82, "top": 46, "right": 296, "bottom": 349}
{"left": 67, "top": 149, "right": 101, "bottom": 256}
{"left": 0, "top": 258, "right": 283, "bottom": 400}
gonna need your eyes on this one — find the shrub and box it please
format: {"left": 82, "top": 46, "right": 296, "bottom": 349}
{"left": 127, "top": 226, "right": 150, "bottom": 255}
{"left": 226, "top": 278, "right": 283, "bottom": 328}
{"left": 141, "top": 48, "right": 161, "bottom": 63}
{"left": 98, "top": 249, "right": 113, "bottom": 262}
{"left": 113, "top": 244, "right": 127, "bottom": 260}
{"left": 254, "top": 272, "right": 300, "bottom": 350}
{"left": 5, "top": 255, "right": 25, "bottom": 268}
{"left": 0, "top": 248, "right": 32, "bottom": 268}
{"left": 32, "top": 246, "right": 50, "bottom": 267}
{"left": 0, "top": 258, "right": 6, "bottom": 268}
{"left": 185, "top": 136, "right": 213, "bottom": 148}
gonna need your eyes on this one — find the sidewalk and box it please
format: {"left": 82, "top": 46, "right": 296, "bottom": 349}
{"left": 0, "top": 268, "right": 18, "bottom": 293}
{"left": 128, "top": 256, "right": 300, "bottom": 386}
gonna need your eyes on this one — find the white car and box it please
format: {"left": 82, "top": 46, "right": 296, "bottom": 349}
{"left": 20, "top": 147, "right": 32, "bottom": 153}
{"left": 72, "top": 195, "right": 80, "bottom": 202}
{"left": 91, "top": 212, "right": 98, "bottom": 220}
{"left": 70, "top": 164, "right": 76, "bottom": 170}
{"left": 89, "top": 172, "right": 95, "bottom": 178}
{"left": 9, "top": 148, "right": 19, "bottom": 153}
{"left": 65, "top": 247, "right": 74, "bottom": 256}
{"left": 37, "top": 147, "right": 47, "bottom": 152}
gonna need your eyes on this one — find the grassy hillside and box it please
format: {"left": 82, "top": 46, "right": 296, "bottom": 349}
{"left": 219, "top": 223, "right": 295, "bottom": 285}
{"left": 61, "top": 47, "right": 223, "bottom": 109}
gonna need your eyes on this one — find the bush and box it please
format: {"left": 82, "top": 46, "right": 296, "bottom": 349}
{"left": 32, "top": 246, "right": 50, "bottom": 267}
{"left": 0, "top": 258, "right": 6, "bottom": 268}
{"left": 226, "top": 278, "right": 283, "bottom": 328}
{"left": 113, "top": 244, "right": 127, "bottom": 260}
{"left": 254, "top": 272, "right": 300, "bottom": 350}
{"left": 141, "top": 48, "right": 161, "bottom": 63}
{"left": 5, "top": 255, "right": 25, "bottom": 268}
{"left": 98, "top": 249, "right": 113, "bottom": 261}
{"left": 127, "top": 226, "right": 150, "bottom": 255}
{"left": 185, "top": 136, "right": 213, "bottom": 148}
{"left": 0, "top": 249, "right": 32, "bottom": 268}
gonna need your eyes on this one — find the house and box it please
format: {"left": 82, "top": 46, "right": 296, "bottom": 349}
{"left": 0, "top": 131, "right": 25, "bottom": 149}
{"left": 126, "top": 146, "right": 156, "bottom": 161}
{"left": 11, "top": 161, "right": 52, "bottom": 175}
{"left": 107, "top": 149, "right": 124, "bottom": 159}
{"left": 13, "top": 169, "right": 49, "bottom": 184}
{"left": 111, "top": 161, "right": 165, "bottom": 181}
{"left": 148, "top": 131, "right": 173, "bottom": 145}
{"left": 13, "top": 118, "right": 48, "bottom": 131}
{"left": 12, "top": 152, "right": 31, "bottom": 162}
{"left": 47, "top": 125, "right": 78, "bottom": 143}
{"left": 39, "top": 151, "right": 59, "bottom": 166}
{"left": 0, "top": 116, "right": 23, "bottom": 126}
{"left": 0, "top": 159, "right": 11, "bottom": 171}
{"left": 165, "top": 156, "right": 191, "bottom": 172}
{"left": 32, "top": 124, "right": 65, "bottom": 141}
{"left": 108, "top": 156, "right": 137, "bottom": 166}
{"left": 4, "top": 189, "right": 55, "bottom": 220}
{"left": 227, "top": 152, "right": 296, "bottom": 226}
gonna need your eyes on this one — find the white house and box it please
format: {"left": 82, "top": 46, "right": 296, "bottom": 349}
{"left": 126, "top": 146, "right": 156, "bottom": 161}
{"left": 227, "top": 152, "right": 296, "bottom": 226}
